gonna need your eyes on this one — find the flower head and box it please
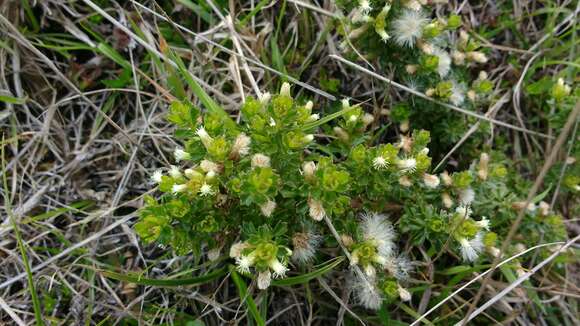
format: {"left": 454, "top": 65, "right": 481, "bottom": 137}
{"left": 396, "top": 158, "right": 417, "bottom": 174}
{"left": 269, "top": 259, "right": 288, "bottom": 278}
{"left": 350, "top": 273, "right": 382, "bottom": 310}
{"left": 373, "top": 156, "right": 389, "bottom": 170}
{"left": 260, "top": 200, "right": 277, "bottom": 217}
{"left": 200, "top": 159, "right": 219, "bottom": 173}
{"left": 392, "top": 10, "right": 428, "bottom": 48}
{"left": 196, "top": 126, "right": 213, "bottom": 148}
{"left": 168, "top": 165, "right": 182, "bottom": 179}
{"left": 257, "top": 270, "right": 272, "bottom": 289}
{"left": 280, "top": 82, "right": 291, "bottom": 97}
{"left": 231, "top": 133, "right": 251, "bottom": 158}
{"left": 308, "top": 199, "right": 326, "bottom": 221}
{"left": 251, "top": 153, "right": 271, "bottom": 168}
{"left": 292, "top": 231, "right": 322, "bottom": 264}
{"left": 359, "top": 0, "right": 372, "bottom": 14}
{"left": 174, "top": 148, "right": 191, "bottom": 162}
{"left": 171, "top": 183, "right": 187, "bottom": 194}
{"left": 302, "top": 161, "right": 317, "bottom": 178}
{"left": 459, "top": 233, "right": 484, "bottom": 262}
{"left": 422, "top": 173, "right": 440, "bottom": 188}
{"left": 449, "top": 82, "right": 466, "bottom": 106}
{"left": 433, "top": 47, "right": 451, "bottom": 78}
{"left": 150, "top": 169, "right": 163, "bottom": 183}
{"left": 459, "top": 187, "right": 475, "bottom": 205}
{"left": 361, "top": 212, "right": 396, "bottom": 258}
{"left": 236, "top": 254, "right": 254, "bottom": 274}
{"left": 199, "top": 183, "right": 214, "bottom": 196}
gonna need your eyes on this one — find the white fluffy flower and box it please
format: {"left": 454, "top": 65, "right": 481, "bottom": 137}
{"left": 450, "top": 82, "right": 466, "bottom": 106}
{"left": 251, "top": 153, "right": 271, "bottom": 168}
{"left": 373, "top": 156, "right": 389, "bottom": 170}
{"left": 359, "top": 0, "right": 372, "bottom": 14}
{"left": 396, "top": 158, "right": 417, "bottom": 173}
{"left": 392, "top": 10, "right": 428, "bottom": 48}
{"left": 260, "top": 200, "right": 277, "bottom": 217}
{"left": 351, "top": 273, "right": 382, "bottom": 310}
{"left": 361, "top": 212, "right": 396, "bottom": 258}
{"left": 269, "top": 259, "right": 288, "bottom": 278}
{"left": 459, "top": 233, "right": 484, "bottom": 262}
{"left": 292, "top": 231, "right": 322, "bottom": 264}
{"left": 308, "top": 199, "right": 326, "bottom": 221}
{"left": 150, "top": 169, "right": 163, "bottom": 183}
{"left": 422, "top": 173, "right": 440, "bottom": 188}
{"left": 199, "top": 183, "right": 214, "bottom": 196}
{"left": 459, "top": 187, "right": 475, "bottom": 205}
{"left": 236, "top": 255, "right": 254, "bottom": 274}
{"left": 200, "top": 159, "right": 219, "bottom": 173}
{"left": 231, "top": 133, "right": 251, "bottom": 157}
{"left": 433, "top": 47, "right": 451, "bottom": 78}
{"left": 171, "top": 184, "right": 187, "bottom": 194}
{"left": 173, "top": 148, "right": 191, "bottom": 162}
{"left": 257, "top": 270, "right": 272, "bottom": 290}
{"left": 169, "top": 165, "right": 182, "bottom": 179}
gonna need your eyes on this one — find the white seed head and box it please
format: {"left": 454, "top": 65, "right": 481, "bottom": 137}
{"left": 360, "top": 212, "right": 396, "bottom": 258}
{"left": 251, "top": 153, "right": 271, "bottom": 168}
{"left": 476, "top": 217, "right": 490, "bottom": 230}
{"left": 423, "top": 173, "right": 440, "bottom": 188}
{"left": 260, "top": 200, "right": 277, "bottom": 217}
{"left": 292, "top": 231, "right": 322, "bottom": 264}
{"left": 257, "top": 270, "right": 272, "bottom": 289}
{"left": 399, "top": 175, "right": 413, "bottom": 187}
{"left": 450, "top": 82, "right": 466, "bottom": 106}
{"left": 236, "top": 255, "right": 254, "bottom": 274}
{"left": 359, "top": 0, "right": 372, "bottom": 14}
{"left": 459, "top": 237, "right": 480, "bottom": 262}
{"left": 232, "top": 133, "right": 251, "bottom": 157}
{"left": 351, "top": 273, "right": 382, "bottom": 310}
{"left": 308, "top": 199, "right": 326, "bottom": 221}
{"left": 392, "top": 10, "right": 429, "bottom": 48}
{"left": 200, "top": 159, "right": 219, "bottom": 173}
{"left": 433, "top": 47, "right": 451, "bottom": 78}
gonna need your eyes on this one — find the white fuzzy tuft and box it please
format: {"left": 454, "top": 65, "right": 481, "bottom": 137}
{"left": 392, "top": 10, "right": 429, "bottom": 48}
{"left": 360, "top": 212, "right": 396, "bottom": 258}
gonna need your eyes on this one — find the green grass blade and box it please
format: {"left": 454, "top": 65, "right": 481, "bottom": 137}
{"left": 1, "top": 137, "right": 44, "bottom": 325}
{"left": 101, "top": 267, "right": 226, "bottom": 287}
{"left": 229, "top": 266, "right": 265, "bottom": 326}
{"left": 169, "top": 50, "right": 238, "bottom": 131}
{"left": 272, "top": 256, "right": 344, "bottom": 286}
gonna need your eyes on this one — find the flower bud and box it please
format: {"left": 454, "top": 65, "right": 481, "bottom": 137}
{"left": 280, "top": 82, "right": 291, "bottom": 97}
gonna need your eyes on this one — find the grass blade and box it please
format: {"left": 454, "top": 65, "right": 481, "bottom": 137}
{"left": 272, "top": 256, "right": 344, "bottom": 286}
{"left": 101, "top": 267, "right": 226, "bottom": 287}
{"left": 229, "top": 265, "right": 265, "bottom": 326}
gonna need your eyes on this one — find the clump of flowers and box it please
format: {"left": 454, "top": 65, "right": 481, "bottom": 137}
{"left": 135, "top": 83, "right": 566, "bottom": 309}
{"left": 336, "top": 1, "right": 495, "bottom": 153}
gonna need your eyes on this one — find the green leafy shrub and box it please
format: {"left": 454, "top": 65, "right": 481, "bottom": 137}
{"left": 134, "top": 83, "right": 567, "bottom": 309}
